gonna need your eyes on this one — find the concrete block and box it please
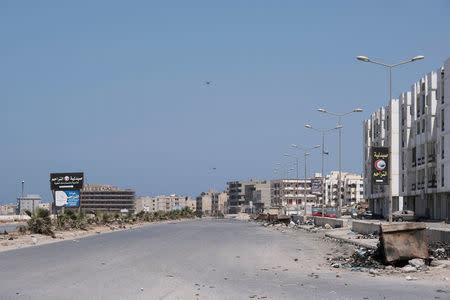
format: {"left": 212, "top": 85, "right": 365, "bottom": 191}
{"left": 313, "top": 217, "right": 348, "bottom": 228}
{"left": 351, "top": 220, "right": 381, "bottom": 235}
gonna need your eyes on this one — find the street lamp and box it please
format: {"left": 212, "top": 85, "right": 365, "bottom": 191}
{"left": 283, "top": 154, "right": 299, "bottom": 179}
{"left": 292, "top": 144, "right": 320, "bottom": 217}
{"left": 305, "top": 124, "right": 342, "bottom": 217}
{"left": 317, "top": 108, "right": 363, "bottom": 217}
{"left": 357, "top": 55, "right": 424, "bottom": 223}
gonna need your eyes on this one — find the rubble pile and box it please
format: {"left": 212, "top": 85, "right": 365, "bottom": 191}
{"left": 329, "top": 247, "right": 384, "bottom": 270}
{"left": 428, "top": 242, "right": 450, "bottom": 260}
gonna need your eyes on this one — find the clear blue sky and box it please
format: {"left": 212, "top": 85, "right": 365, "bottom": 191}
{"left": 2, "top": 1, "right": 450, "bottom": 204}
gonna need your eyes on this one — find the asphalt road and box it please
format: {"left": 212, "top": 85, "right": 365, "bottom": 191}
{"left": 0, "top": 219, "right": 447, "bottom": 300}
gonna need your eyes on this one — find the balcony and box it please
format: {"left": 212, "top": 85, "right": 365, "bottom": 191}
{"left": 428, "top": 179, "right": 437, "bottom": 188}
{"left": 428, "top": 154, "right": 436, "bottom": 163}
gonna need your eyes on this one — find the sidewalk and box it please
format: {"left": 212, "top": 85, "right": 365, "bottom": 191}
{"left": 324, "top": 228, "right": 379, "bottom": 250}
{"left": 296, "top": 224, "right": 379, "bottom": 250}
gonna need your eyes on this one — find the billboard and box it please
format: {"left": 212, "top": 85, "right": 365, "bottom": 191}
{"left": 311, "top": 178, "right": 323, "bottom": 195}
{"left": 372, "top": 147, "right": 389, "bottom": 185}
{"left": 55, "top": 190, "right": 80, "bottom": 207}
{"left": 50, "top": 172, "right": 84, "bottom": 190}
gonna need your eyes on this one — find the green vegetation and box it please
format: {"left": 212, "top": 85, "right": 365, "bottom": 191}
{"left": 19, "top": 206, "right": 196, "bottom": 237}
{"left": 25, "top": 208, "right": 54, "bottom": 237}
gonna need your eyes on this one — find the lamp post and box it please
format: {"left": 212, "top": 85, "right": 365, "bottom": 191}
{"left": 317, "top": 108, "right": 363, "bottom": 217}
{"left": 292, "top": 144, "right": 320, "bottom": 216}
{"left": 21, "top": 180, "right": 24, "bottom": 215}
{"left": 211, "top": 167, "right": 217, "bottom": 216}
{"left": 305, "top": 124, "right": 342, "bottom": 217}
{"left": 357, "top": 55, "right": 424, "bottom": 223}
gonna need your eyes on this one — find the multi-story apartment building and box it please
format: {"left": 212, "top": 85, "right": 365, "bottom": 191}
{"left": 80, "top": 184, "right": 135, "bottom": 214}
{"left": 271, "top": 179, "right": 318, "bottom": 213}
{"left": 227, "top": 180, "right": 271, "bottom": 213}
{"left": 364, "top": 58, "right": 450, "bottom": 220}
{"left": 135, "top": 195, "right": 194, "bottom": 213}
{"left": 195, "top": 191, "right": 226, "bottom": 215}
{"left": 17, "top": 194, "right": 41, "bottom": 215}
{"left": 324, "top": 171, "right": 364, "bottom": 207}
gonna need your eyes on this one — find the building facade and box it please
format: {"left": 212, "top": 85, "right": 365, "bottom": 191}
{"left": 80, "top": 184, "right": 135, "bottom": 214}
{"left": 324, "top": 171, "right": 364, "bottom": 207}
{"left": 227, "top": 180, "right": 271, "bottom": 213}
{"left": 364, "top": 58, "right": 450, "bottom": 220}
{"left": 0, "top": 203, "right": 18, "bottom": 215}
{"left": 135, "top": 195, "right": 194, "bottom": 213}
{"left": 271, "top": 178, "right": 319, "bottom": 214}
{"left": 17, "top": 194, "right": 41, "bottom": 215}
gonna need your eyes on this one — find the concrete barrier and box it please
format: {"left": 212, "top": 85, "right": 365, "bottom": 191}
{"left": 313, "top": 217, "right": 348, "bottom": 228}
{"left": 427, "top": 228, "right": 450, "bottom": 243}
{"left": 352, "top": 220, "right": 382, "bottom": 235}
{"left": 0, "top": 215, "right": 30, "bottom": 222}
{"left": 350, "top": 220, "right": 450, "bottom": 243}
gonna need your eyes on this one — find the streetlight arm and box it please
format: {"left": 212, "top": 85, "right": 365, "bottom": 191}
{"left": 364, "top": 59, "right": 391, "bottom": 68}
{"left": 391, "top": 59, "right": 419, "bottom": 68}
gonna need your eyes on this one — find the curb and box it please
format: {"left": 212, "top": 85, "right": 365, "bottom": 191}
{"left": 324, "top": 232, "right": 378, "bottom": 250}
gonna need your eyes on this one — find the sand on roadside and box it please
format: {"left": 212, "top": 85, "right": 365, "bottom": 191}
{"left": 0, "top": 219, "right": 192, "bottom": 253}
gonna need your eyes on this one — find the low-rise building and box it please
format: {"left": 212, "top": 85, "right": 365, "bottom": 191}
{"left": 135, "top": 195, "right": 194, "bottom": 213}
{"left": 38, "top": 202, "right": 54, "bottom": 213}
{"left": 0, "top": 203, "right": 17, "bottom": 215}
{"left": 80, "top": 184, "right": 135, "bottom": 214}
{"left": 17, "top": 194, "right": 41, "bottom": 215}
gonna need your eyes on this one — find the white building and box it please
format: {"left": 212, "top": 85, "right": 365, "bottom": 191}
{"left": 324, "top": 171, "right": 364, "bottom": 207}
{"left": 364, "top": 99, "right": 403, "bottom": 217}
{"left": 364, "top": 58, "right": 450, "bottom": 220}
{"left": 135, "top": 195, "right": 194, "bottom": 213}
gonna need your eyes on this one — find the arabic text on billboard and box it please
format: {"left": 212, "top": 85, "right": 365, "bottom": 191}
{"left": 55, "top": 190, "right": 80, "bottom": 207}
{"left": 50, "top": 172, "right": 84, "bottom": 190}
{"left": 372, "top": 147, "right": 389, "bottom": 185}
{"left": 311, "top": 178, "right": 322, "bottom": 195}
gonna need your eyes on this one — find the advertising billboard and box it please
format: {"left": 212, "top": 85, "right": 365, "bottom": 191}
{"left": 311, "top": 178, "right": 323, "bottom": 195}
{"left": 372, "top": 147, "right": 389, "bottom": 185}
{"left": 50, "top": 172, "right": 84, "bottom": 190}
{"left": 54, "top": 190, "right": 80, "bottom": 207}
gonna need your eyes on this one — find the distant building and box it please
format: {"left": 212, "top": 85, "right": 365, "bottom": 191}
{"left": 17, "top": 194, "right": 41, "bottom": 215}
{"left": 80, "top": 184, "right": 135, "bottom": 214}
{"left": 0, "top": 203, "right": 18, "bottom": 215}
{"left": 271, "top": 178, "right": 319, "bottom": 214}
{"left": 324, "top": 171, "right": 364, "bottom": 207}
{"left": 135, "top": 195, "right": 194, "bottom": 213}
{"left": 227, "top": 180, "right": 271, "bottom": 213}
{"left": 39, "top": 202, "right": 54, "bottom": 212}
{"left": 196, "top": 192, "right": 213, "bottom": 215}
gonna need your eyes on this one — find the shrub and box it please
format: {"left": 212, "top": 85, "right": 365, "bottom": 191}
{"left": 25, "top": 208, "right": 54, "bottom": 237}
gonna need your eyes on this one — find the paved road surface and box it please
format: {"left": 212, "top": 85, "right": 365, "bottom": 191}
{"left": 0, "top": 219, "right": 447, "bottom": 299}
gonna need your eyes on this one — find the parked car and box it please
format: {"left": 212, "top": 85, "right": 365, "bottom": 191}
{"left": 324, "top": 209, "right": 337, "bottom": 218}
{"left": 392, "top": 210, "right": 417, "bottom": 222}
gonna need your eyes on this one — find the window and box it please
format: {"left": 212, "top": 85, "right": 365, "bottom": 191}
{"left": 442, "top": 136, "right": 445, "bottom": 159}
{"left": 417, "top": 122, "right": 420, "bottom": 135}
{"left": 442, "top": 109, "right": 445, "bottom": 131}
{"left": 422, "top": 119, "right": 425, "bottom": 133}
{"left": 442, "top": 165, "right": 445, "bottom": 187}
